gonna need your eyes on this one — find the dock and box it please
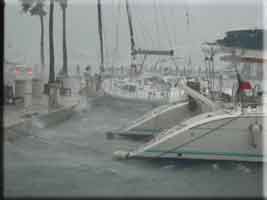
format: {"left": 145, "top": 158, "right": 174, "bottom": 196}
{"left": 4, "top": 94, "right": 80, "bottom": 132}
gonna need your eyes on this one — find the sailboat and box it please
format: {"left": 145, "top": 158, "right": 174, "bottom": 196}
{"left": 101, "top": 0, "right": 188, "bottom": 105}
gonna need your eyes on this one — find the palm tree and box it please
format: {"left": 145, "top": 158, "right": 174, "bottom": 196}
{"left": 47, "top": 0, "right": 60, "bottom": 108}
{"left": 30, "top": 1, "right": 47, "bottom": 73}
{"left": 48, "top": 0, "right": 55, "bottom": 83}
{"left": 57, "top": 0, "right": 68, "bottom": 77}
{"left": 20, "top": 0, "right": 47, "bottom": 73}
{"left": 20, "top": 0, "right": 33, "bottom": 12}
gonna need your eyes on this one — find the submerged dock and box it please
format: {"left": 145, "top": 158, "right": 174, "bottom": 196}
{"left": 4, "top": 94, "right": 80, "bottom": 142}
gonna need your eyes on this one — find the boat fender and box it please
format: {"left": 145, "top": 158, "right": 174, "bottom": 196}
{"left": 248, "top": 123, "right": 262, "bottom": 148}
{"left": 249, "top": 123, "right": 262, "bottom": 134}
{"left": 113, "top": 150, "right": 130, "bottom": 160}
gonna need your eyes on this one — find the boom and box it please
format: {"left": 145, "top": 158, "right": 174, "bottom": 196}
{"left": 132, "top": 48, "right": 174, "bottom": 56}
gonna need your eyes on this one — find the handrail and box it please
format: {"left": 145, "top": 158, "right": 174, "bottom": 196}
{"left": 130, "top": 123, "right": 186, "bottom": 155}
{"left": 121, "top": 102, "right": 180, "bottom": 131}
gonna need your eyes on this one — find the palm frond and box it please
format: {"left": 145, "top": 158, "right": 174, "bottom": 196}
{"left": 19, "top": 0, "right": 34, "bottom": 13}
{"left": 56, "top": 0, "right": 67, "bottom": 9}
{"left": 30, "top": 1, "right": 47, "bottom": 16}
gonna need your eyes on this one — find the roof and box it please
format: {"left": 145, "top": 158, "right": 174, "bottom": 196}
{"left": 216, "top": 29, "right": 264, "bottom": 50}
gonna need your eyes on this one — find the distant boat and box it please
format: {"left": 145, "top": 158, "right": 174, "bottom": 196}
{"left": 101, "top": 0, "right": 187, "bottom": 105}
{"left": 102, "top": 73, "right": 187, "bottom": 105}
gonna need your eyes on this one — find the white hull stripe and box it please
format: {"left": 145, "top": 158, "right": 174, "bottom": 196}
{"left": 143, "top": 149, "right": 264, "bottom": 158}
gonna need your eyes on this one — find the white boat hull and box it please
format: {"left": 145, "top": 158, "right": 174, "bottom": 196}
{"left": 129, "top": 111, "right": 265, "bottom": 162}
{"left": 102, "top": 78, "right": 187, "bottom": 105}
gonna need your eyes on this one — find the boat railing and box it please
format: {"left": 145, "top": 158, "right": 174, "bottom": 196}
{"left": 131, "top": 123, "right": 186, "bottom": 155}
{"left": 121, "top": 102, "right": 178, "bottom": 130}
{"left": 121, "top": 106, "right": 166, "bottom": 130}
{"left": 154, "top": 123, "right": 186, "bottom": 141}
{"left": 110, "top": 80, "right": 178, "bottom": 101}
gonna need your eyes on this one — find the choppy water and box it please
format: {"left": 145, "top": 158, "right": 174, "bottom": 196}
{"left": 4, "top": 97, "right": 263, "bottom": 198}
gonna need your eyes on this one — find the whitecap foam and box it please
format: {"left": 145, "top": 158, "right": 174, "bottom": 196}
{"left": 31, "top": 117, "right": 45, "bottom": 129}
{"left": 212, "top": 163, "right": 220, "bottom": 170}
{"left": 161, "top": 164, "right": 176, "bottom": 170}
{"left": 236, "top": 163, "right": 251, "bottom": 174}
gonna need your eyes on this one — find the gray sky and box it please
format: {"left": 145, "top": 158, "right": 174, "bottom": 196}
{"left": 5, "top": 0, "right": 263, "bottom": 74}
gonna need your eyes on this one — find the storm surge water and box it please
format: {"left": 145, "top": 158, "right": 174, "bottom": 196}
{"left": 4, "top": 96, "right": 262, "bottom": 198}
{"left": 4, "top": 0, "right": 263, "bottom": 198}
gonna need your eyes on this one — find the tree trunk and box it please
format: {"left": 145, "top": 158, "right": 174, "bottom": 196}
{"left": 49, "top": 0, "right": 55, "bottom": 83}
{"left": 40, "top": 15, "right": 45, "bottom": 74}
{"left": 62, "top": 6, "right": 68, "bottom": 76}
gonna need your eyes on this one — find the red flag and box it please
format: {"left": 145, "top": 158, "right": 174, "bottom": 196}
{"left": 239, "top": 81, "right": 252, "bottom": 91}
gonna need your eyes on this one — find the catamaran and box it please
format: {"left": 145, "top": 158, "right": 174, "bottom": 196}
{"left": 112, "top": 29, "right": 265, "bottom": 162}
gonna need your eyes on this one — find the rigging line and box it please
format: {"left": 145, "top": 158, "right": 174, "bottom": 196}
{"left": 100, "top": 3, "right": 108, "bottom": 68}
{"left": 130, "top": 1, "right": 142, "bottom": 53}
{"left": 159, "top": 2, "right": 173, "bottom": 48}
{"left": 170, "top": 57, "right": 179, "bottom": 73}
{"left": 103, "top": 25, "right": 109, "bottom": 67}
{"left": 131, "top": 3, "right": 153, "bottom": 49}
{"left": 112, "top": 0, "right": 121, "bottom": 66}
{"left": 185, "top": 10, "right": 190, "bottom": 31}
{"left": 143, "top": 7, "right": 157, "bottom": 49}
{"left": 132, "top": 2, "right": 156, "bottom": 49}
{"left": 170, "top": 3, "right": 178, "bottom": 48}
{"left": 156, "top": 117, "right": 239, "bottom": 158}
{"left": 185, "top": 2, "right": 193, "bottom": 72}
{"left": 107, "top": 1, "right": 115, "bottom": 66}
{"left": 114, "top": 0, "right": 122, "bottom": 65}
{"left": 135, "top": 5, "right": 156, "bottom": 49}
{"left": 185, "top": 1, "right": 190, "bottom": 32}
{"left": 153, "top": 0, "right": 161, "bottom": 48}
{"left": 110, "top": 0, "right": 115, "bottom": 66}
{"left": 126, "top": 0, "right": 136, "bottom": 60}
{"left": 130, "top": 2, "right": 146, "bottom": 48}
{"left": 140, "top": 16, "right": 155, "bottom": 49}
{"left": 117, "top": 0, "right": 123, "bottom": 64}
{"left": 130, "top": 1, "right": 141, "bottom": 50}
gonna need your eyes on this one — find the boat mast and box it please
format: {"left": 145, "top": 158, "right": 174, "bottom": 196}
{"left": 125, "top": 0, "right": 136, "bottom": 76}
{"left": 97, "top": 0, "right": 104, "bottom": 73}
{"left": 125, "top": 0, "right": 174, "bottom": 77}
